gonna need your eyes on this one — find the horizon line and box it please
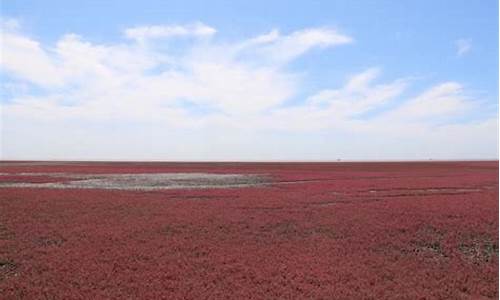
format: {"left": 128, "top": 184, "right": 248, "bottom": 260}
{"left": 1, "top": 159, "right": 498, "bottom": 164}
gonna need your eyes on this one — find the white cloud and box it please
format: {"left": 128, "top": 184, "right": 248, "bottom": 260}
{"left": 1, "top": 22, "right": 347, "bottom": 119}
{"left": 456, "top": 38, "right": 472, "bottom": 56}
{"left": 379, "top": 82, "right": 471, "bottom": 122}
{"left": 124, "top": 22, "right": 216, "bottom": 42}
{"left": 251, "top": 28, "right": 353, "bottom": 64}
{"left": 1, "top": 29, "right": 64, "bottom": 87}
{"left": 0, "top": 20, "right": 496, "bottom": 160}
{"left": 244, "top": 29, "right": 280, "bottom": 46}
{"left": 306, "top": 68, "right": 408, "bottom": 117}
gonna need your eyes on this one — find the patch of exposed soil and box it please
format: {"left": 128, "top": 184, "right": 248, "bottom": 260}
{"left": 0, "top": 173, "right": 269, "bottom": 190}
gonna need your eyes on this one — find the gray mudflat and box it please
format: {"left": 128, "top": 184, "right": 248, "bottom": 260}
{"left": 0, "top": 173, "right": 269, "bottom": 190}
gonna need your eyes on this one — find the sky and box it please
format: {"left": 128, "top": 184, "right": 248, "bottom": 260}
{"left": 0, "top": 0, "right": 498, "bottom": 161}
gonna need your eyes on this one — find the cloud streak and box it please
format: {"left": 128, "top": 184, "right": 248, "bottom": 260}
{"left": 456, "top": 38, "right": 472, "bottom": 56}
{"left": 124, "top": 22, "right": 216, "bottom": 42}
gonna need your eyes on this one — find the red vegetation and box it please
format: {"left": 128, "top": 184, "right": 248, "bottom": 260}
{"left": 0, "top": 161, "right": 498, "bottom": 299}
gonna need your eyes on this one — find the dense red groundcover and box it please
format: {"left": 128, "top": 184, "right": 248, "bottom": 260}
{"left": 0, "top": 161, "right": 498, "bottom": 299}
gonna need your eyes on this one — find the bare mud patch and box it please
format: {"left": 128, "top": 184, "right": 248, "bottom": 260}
{"left": 0, "top": 173, "right": 269, "bottom": 190}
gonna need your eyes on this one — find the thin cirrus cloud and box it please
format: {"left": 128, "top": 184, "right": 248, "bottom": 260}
{"left": 124, "top": 22, "right": 217, "bottom": 42}
{"left": 0, "top": 19, "right": 497, "bottom": 160}
{"left": 456, "top": 38, "right": 472, "bottom": 57}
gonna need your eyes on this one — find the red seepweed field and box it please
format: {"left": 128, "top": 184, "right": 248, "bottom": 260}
{"left": 0, "top": 161, "right": 498, "bottom": 299}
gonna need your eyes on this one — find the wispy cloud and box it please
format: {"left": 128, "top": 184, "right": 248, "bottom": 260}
{"left": 456, "top": 38, "right": 472, "bottom": 56}
{"left": 124, "top": 22, "right": 216, "bottom": 43}
{"left": 0, "top": 20, "right": 496, "bottom": 160}
{"left": 1, "top": 21, "right": 351, "bottom": 118}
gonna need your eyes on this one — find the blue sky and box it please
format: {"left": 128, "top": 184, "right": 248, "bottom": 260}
{"left": 1, "top": 0, "right": 498, "bottom": 160}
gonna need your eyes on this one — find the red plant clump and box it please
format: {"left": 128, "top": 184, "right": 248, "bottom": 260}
{"left": 0, "top": 161, "right": 498, "bottom": 299}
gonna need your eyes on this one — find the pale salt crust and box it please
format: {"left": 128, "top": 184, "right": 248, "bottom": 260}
{"left": 0, "top": 173, "right": 269, "bottom": 190}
